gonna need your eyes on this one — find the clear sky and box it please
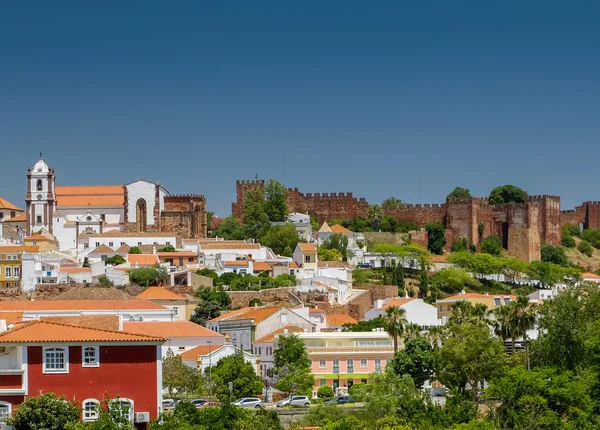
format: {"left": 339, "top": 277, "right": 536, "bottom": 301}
{"left": 1, "top": 1, "right": 599, "bottom": 217}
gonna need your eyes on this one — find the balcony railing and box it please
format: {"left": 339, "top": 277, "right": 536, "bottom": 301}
{"left": 347, "top": 366, "right": 354, "bottom": 374}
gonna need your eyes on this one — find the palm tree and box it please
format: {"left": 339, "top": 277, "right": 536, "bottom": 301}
{"left": 511, "top": 296, "right": 536, "bottom": 365}
{"left": 367, "top": 204, "right": 383, "bottom": 230}
{"left": 405, "top": 322, "right": 422, "bottom": 339}
{"left": 448, "top": 300, "right": 475, "bottom": 325}
{"left": 426, "top": 326, "right": 445, "bottom": 350}
{"left": 471, "top": 303, "right": 491, "bottom": 327}
{"left": 382, "top": 197, "right": 403, "bottom": 211}
{"left": 493, "top": 305, "right": 513, "bottom": 350}
{"left": 383, "top": 306, "right": 408, "bottom": 354}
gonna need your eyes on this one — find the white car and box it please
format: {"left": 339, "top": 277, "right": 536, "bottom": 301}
{"left": 276, "top": 396, "right": 311, "bottom": 407}
{"left": 162, "top": 399, "right": 177, "bottom": 410}
{"left": 232, "top": 397, "right": 263, "bottom": 408}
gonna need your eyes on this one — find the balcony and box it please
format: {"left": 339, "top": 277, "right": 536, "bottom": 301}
{"left": 307, "top": 347, "right": 393, "bottom": 355}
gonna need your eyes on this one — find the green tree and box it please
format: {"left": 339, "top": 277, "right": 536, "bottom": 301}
{"left": 425, "top": 222, "right": 446, "bottom": 255}
{"left": 581, "top": 228, "right": 600, "bottom": 249}
{"left": 578, "top": 240, "right": 594, "bottom": 257}
{"left": 317, "top": 247, "right": 343, "bottom": 261}
{"left": 447, "top": 187, "right": 472, "bottom": 199}
{"left": 206, "top": 211, "right": 214, "bottom": 233}
{"left": 249, "top": 298, "right": 263, "bottom": 307}
{"left": 129, "top": 264, "right": 169, "bottom": 287}
{"left": 196, "top": 288, "right": 231, "bottom": 308}
{"left": 389, "top": 337, "right": 439, "bottom": 389}
{"left": 430, "top": 267, "right": 481, "bottom": 294}
{"left": 128, "top": 246, "right": 141, "bottom": 254}
{"left": 9, "top": 392, "right": 81, "bottom": 430}
{"left": 273, "top": 335, "right": 314, "bottom": 396}
{"left": 317, "top": 385, "right": 335, "bottom": 399}
{"left": 104, "top": 255, "right": 126, "bottom": 266}
{"left": 488, "top": 185, "right": 527, "bottom": 205}
{"left": 383, "top": 306, "right": 407, "bottom": 354}
{"left": 382, "top": 197, "right": 404, "bottom": 211}
{"left": 190, "top": 300, "right": 222, "bottom": 326}
{"left": 163, "top": 349, "right": 200, "bottom": 400}
{"left": 83, "top": 256, "right": 90, "bottom": 267}
{"left": 214, "top": 216, "right": 245, "bottom": 240}
{"left": 438, "top": 323, "right": 506, "bottom": 393}
{"left": 260, "top": 223, "right": 298, "bottom": 257}
{"left": 368, "top": 204, "right": 383, "bottom": 229}
{"left": 562, "top": 234, "right": 576, "bottom": 248}
{"left": 480, "top": 235, "right": 502, "bottom": 256}
{"left": 563, "top": 223, "right": 581, "bottom": 238}
{"left": 209, "top": 352, "right": 264, "bottom": 403}
{"left": 451, "top": 238, "right": 471, "bottom": 253}
{"left": 322, "top": 233, "right": 350, "bottom": 260}
{"left": 263, "top": 179, "right": 288, "bottom": 222}
{"left": 342, "top": 316, "right": 385, "bottom": 332}
{"left": 541, "top": 244, "right": 569, "bottom": 267}
{"left": 526, "top": 260, "right": 563, "bottom": 288}
{"left": 96, "top": 275, "right": 114, "bottom": 288}
{"left": 243, "top": 188, "right": 270, "bottom": 241}
{"left": 158, "top": 245, "right": 177, "bottom": 252}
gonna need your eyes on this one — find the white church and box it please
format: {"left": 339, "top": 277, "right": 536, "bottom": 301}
{"left": 24, "top": 156, "right": 207, "bottom": 254}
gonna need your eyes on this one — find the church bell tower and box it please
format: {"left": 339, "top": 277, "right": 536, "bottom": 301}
{"left": 26, "top": 154, "right": 56, "bottom": 236}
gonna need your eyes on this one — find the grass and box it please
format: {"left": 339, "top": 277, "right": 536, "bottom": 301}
{"left": 565, "top": 238, "right": 600, "bottom": 272}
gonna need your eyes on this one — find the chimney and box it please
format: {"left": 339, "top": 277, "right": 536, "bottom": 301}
{"left": 284, "top": 329, "right": 288, "bottom": 334}
{"left": 0, "top": 320, "right": 6, "bottom": 333}
{"left": 153, "top": 246, "right": 157, "bottom": 255}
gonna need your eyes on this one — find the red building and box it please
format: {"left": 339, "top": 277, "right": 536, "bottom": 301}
{"left": 0, "top": 320, "right": 164, "bottom": 425}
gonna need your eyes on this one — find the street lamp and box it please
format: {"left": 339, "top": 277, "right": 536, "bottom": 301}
{"left": 207, "top": 341, "right": 212, "bottom": 399}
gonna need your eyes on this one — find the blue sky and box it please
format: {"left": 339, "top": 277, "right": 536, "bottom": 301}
{"left": 1, "top": 1, "right": 599, "bottom": 217}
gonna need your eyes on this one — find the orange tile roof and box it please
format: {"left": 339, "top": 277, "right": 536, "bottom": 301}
{"left": 582, "top": 272, "right": 600, "bottom": 279}
{"left": 208, "top": 307, "right": 254, "bottom": 322}
{"left": 90, "top": 231, "right": 174, "bottom": 238}
{"left": 3, "top": 213, "right": 26, "bottom": 222}
{"left": 252, "top": 262, "right": 272, "bottom": 272}
{"left": 115, "top": 243, "right": 131, "bottom": 253}
{"left": 0, "top": 299, "right": 167, "bottom": 311}
{"left": 136, "top": 287, "right": 186, "bottom": 300}
{"left": 208, "top": 306, "right": 280, "bottom": 324}
{"left": 55, "top": 185, "right": 124, "bottom": 208}
{"left": 309, "top": 308, "right": 325, "bottom": 314}
{"left": 0, "top": 312, "right": 23, "bottom": 324}
{"left": 123, "top": 321, "right": 224, "bottom": 338}
{"left": 289, "top": 261, "right": 300, "bottom": 269}
{"left": 224, "top": 260, "right": 248, "bottom": 266}
{"left": 0, "top": 246, "right": 39, "bottom": 253}
{"left": 326, "top": 314, "right": 358, "bottom": 326}
{"left": 299, "top": 243, "right": 316, "bottom": 252}
{"left": 128, "top": 254, "right": 160, "bottom": 265}
{"left": 379, "top": 298, "right": 414, "bottom": 310}
{"left": 179, "top": 344, "right": 224, "bottom": 360}
{"left": 59, "top": 267, "right": 91, "bottom": 274}
{"left": 25, "top": 234, "right": 52, "bottom": 241}
{"left": 0, "top": 198, "right": 23, "bottom": 212}
{"left": 0, "top": 320, "right": 164, "bottom": 343}
{"left": 431, "top": 255, "right": 448, "bottom": 263}
{"left": 329, "top": 224, "right": 352, "bottom": 234}
{"left": 40, "top": 315, "right": 120, "bottom": 331}
{"left": 157, "top": 252, "right": 197, "bottom": 258}
{"left": 254, "top": 326, "right": 305, "bottom": 343}
{"left": 90, "top": 244, "right": 115, "bottom": 254}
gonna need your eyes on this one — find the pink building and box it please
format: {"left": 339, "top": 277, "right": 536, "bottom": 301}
{"left": 296, "top": 329, "right": 394, "bottom": 396}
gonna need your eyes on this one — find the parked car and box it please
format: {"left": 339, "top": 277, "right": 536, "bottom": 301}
{"left": 232, "top": 397, "right": 263, "bottom": 408}
{"left": 276, "top": 395, "right": 311, "bottom": 407}
{"left": 199, "top": 401, "right": 221, "bottom": 408}
{"left": 325, "top": 395, "right": 356, "bottom": 405}
{"left": 357, "top": 263, "right": 372, "bottom": 268}
{"left": 162, "top": 399, "right": 177, "bottom": 410}
{"left": 191, "top": 399, "right": 209, "bottom": 408}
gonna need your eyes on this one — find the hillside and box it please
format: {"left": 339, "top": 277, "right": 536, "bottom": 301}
{"left": 565, "top": 238, "right": 600, "bottom": 272}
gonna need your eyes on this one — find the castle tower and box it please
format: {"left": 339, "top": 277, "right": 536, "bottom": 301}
{"left": 26, "top": 155, "right": 56, "bottom": 235}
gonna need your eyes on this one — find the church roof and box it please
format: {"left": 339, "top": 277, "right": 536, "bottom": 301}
{"left": 0, "top": 198, "right": 23, "bottom": 212}
{"left": 32, "top": 157, "right": 51, "bottom": 174}
{"left": 55, "top": 185, "right": 124, "bottom": 208}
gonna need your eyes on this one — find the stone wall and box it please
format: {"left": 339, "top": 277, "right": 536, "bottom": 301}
{"left": 561, "top": 201, "right": 600, "bottom": 230}
{"left": 326, "top": 285, "right": 397, "bottom": 321}
{"left": 227, "top": 287, "right": 297, "bottom": 309}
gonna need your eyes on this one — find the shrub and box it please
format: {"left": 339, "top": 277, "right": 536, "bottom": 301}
{"left": 249, "top": 298, "right": 263, "bottom": 307}
{"left": 317, "top": 385, "right": 335, "bottom": 399}
{"left": 562, "top": 224, "right": 581, "bottom": 238}
{"left": 578, "top": 240, "right": 594, "bottom": 257}
{"left": 581, "top": 228, "right": 600, "bottom": 249}
{"left": 541, "top": 245, "right": 569, "bottom": 267}
{"left": 481, "top": 235, "right": 502, "bottom": 256}
{"left": 9, "top": 393, "right": 80, "bottom": 430}
{"left": 562, "top": 234, "right": 576, "bottom": 248}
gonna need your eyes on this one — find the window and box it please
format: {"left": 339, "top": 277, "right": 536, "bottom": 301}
{"left": 305, "top": 255, "right": 311, "bottom": 263}
{"left": 188, "top": 257, "right": 194, "bottom": 262}
{"left": 110, "top": 399, "right": 134, "bottom": 422}
{"left": 332, "top": 358, "right": 340, "bottom": 373}
{"left": 178, "top": 346, "right": 185, "bottom": 351}
{"left": 166, "top": 242, "right": 171, "bottom": 246}
{"left": 0, "top": 401, "right": 11, "bottom": 423}
{"left": 347, "top": 358, "right": 354, "bottom": 373}
{"left": 44, "top": 347, "right": 68, "bottom": 373}
{"left": 5, "top": 267, "right": 11, "bottom": 279}
{"left": 84, "top": 243, "right": 89, "bottom": 249}
{"left": 36, "top": 180, "right": 43, "bottom": 191}
{"left": 32, "top": 241, "right": 38, "bottom": 246}
{"left": 360, "top": 358, "right": 368, "bottom": 368}
{"left": 101, "top": 255, "right": 107, "bottom": 262}
{"left": 374, "top": 358, "right": 382, "bottom": 373}
{"left": 138, "top": 242, "right": 142, "bottom": 246}
{"left": 0, "top": 212, "right": 3, "bottom": 219}
{"left": 504, "top": 297, "right": 512, "bottom": 305}
{"left": 494, "top": 298, "right": 501, "bottom": 306}
{"left": 386, "top": 358, "right": 392, "bottom": 366}
{"left": 319, "top": 379, "right": 327, "bottom": 386}
{"left": 82, "top": 399, "right": 100, "bottom": 422}
{"left": 13, "top": 282, "right": 19, "bottom": 288}
{"left": 6, "top": 283, "right": 11, "bottom": 288}
{"left": 95, "top": 242, "right": 100, "bottom": 247}
{"left": 108, "top": 242, "right": 113, "bottom": 247}
{"left": 36, "top": 215, "right": 42, "bottom": 224}
{"left": 172, "top": 306, "right": 178, "bottom": 316}
{"left": 232, "top": 334, "right": 237, "bottom": 347}
{"left": 10, "top": 211, "right": 15, "bottom": 218}
{"left": 82, "top": 347, "right": 99, "bottom": 367}
{"left": 239, "top": 269, "right": 247, "bottom": 275}
{"left": 319, "top": 358, "right": 326, "bottom": 369}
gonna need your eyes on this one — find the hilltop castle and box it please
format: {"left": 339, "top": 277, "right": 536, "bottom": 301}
{"left": 233, "top": 179, "right": 600, "bottom": 262}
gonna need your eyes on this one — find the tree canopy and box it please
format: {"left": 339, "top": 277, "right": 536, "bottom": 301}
{"left": 488, "top": 185, "right": 527, "bottom": 205}
{"left": 426, "top": 222, "right": 447, "bottom": 255}
{"left": 208, "top": 351, "right": 264, "bottom": 402}
{"left": 263, "top": 179, "right": 288, "bottom": 223}
{"left": 260, "top": 222, "right": 299, "bottom": 257}
{"left": 447, "top": 187, "right": 472, "bottom": 200}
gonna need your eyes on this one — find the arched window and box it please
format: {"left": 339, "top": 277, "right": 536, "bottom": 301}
{"left": 136, "top": 199, "right": 147, "bottom": 232}
{"left": 82, "top": 399, "right": 100, "bottom": 422}
{"left": 36, "top": 179, "right": 43, "bottom": 191}
{"left": 0, "top": 401, "right": 11, "bottom": 423}
{"left": 232, "top": 333, "right": 237, "bottom": 347}
{"left": 110, "top": 398, "right": 134, "bottom": 422}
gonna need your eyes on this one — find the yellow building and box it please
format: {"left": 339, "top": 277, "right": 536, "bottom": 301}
{"left": 293, "top": 243, "right": 318, "bottom": 270}
{"left": 24, "top": 233, "right": 57, "bottom": 252}
{"left": 0, "top": 246, "right": 39, "bottom": 288}
{"left": 435, "top": 292, "right": 516, "bottom": 324}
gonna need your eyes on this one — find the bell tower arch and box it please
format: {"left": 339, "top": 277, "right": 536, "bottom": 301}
{"left": 25, "top": 155, "right": 56, "bottom": 235}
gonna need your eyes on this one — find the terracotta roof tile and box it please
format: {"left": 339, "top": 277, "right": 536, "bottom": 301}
{"left": 40, "top": 315, "right": 121, "bottom": 331}
{"left": 309, "top": 308, "right": 325, "bottom": 314}
{"left": 0, "top": 320, "right": 164, "bottom": 343}
{"left": 289, "top": 262, "right": 300, "bottom": 269}
{"left": 123, "top": 321, "right": 224, "bottom": 338}
{"left": 157, "top": 252, "right": 197, "bottom": 258}
{"left": 0, "top": 299, "right": 166, "bottom": 311}
{"left": 329, "top": 224, "right": 352, "bottom": 234}
{"left": 436, "top": 293, "right": 517, "bottom": 303}
{"left": 3, "top": 213, "right": 26, "bottom": 223}
{"left": 90, "top": 244, "right": 115, "bottom": 254}
{"left": 224, "top": 260, "right": 248, "bottom": 266}
{"left": 583, "top": 272, "right": 600, "bottom": 279}
{"left": 24, "top": 234, "right": 51, "bottom": 241}
{"left": 179, "top": 344, "right": 224, "bottom": 360}
{"left": 0, "top": 246, "right": 39, "bottom": 253}
{"left": 128, "top": 254, "right": 160, "bottom": 265}
{"left": 254, "top": 326, "right": 305, "bottom": 343}
{"left": 431, "top": 255, "right": 448, "bottom": 263}
{"left": 208, "top": 307, "right": 254, "bottom": 322}
{"left": 252, "top": 262, "right": 272, "bottom": 272}
{"left": 299, "top": 243, "right": 316, "bottom": 252}
{"left": 59, "top": 267, "right": 91, "bottom": 274}
{"left": 0, "top": 312, "right": 23, "bottom": 324}
{"left": 379, "top": 298, "right": 414, "bottom": 310}
{"left": 115, "top": 244, "right": 131, "bottom": 254}
{"left": 136, "top": 287, "right": 186, "bottom": 300}
{"left": 0, "top": 198, "right": 23, "bottom": 212}
{"left": 56, "top": 185, "right": 124, "bottom": 208}
{"left": 208, "top": 306, "right": 279, "bottom": 324}
{"left": 326, "top": 314, "right": 358, "bottom": 326}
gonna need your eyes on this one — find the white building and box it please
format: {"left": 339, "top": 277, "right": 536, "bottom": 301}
{"left": 253, "top": 326, "right": 305, "bottom": 380}
{"left": 180, "top": 336, "right": 259, "bottom": 374}
{"left": 271, "top": 213, "right": 313, "bottom": 243}
{"left": 364, "top": 297, "right": 441, "bottom": 327}
{"left": 135, "top": 287, "right": 189, "bottom": 321}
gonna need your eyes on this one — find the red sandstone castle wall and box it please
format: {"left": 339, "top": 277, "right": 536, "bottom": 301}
{"left": 561, "top": 201, "right": 600, "bottom": 231}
